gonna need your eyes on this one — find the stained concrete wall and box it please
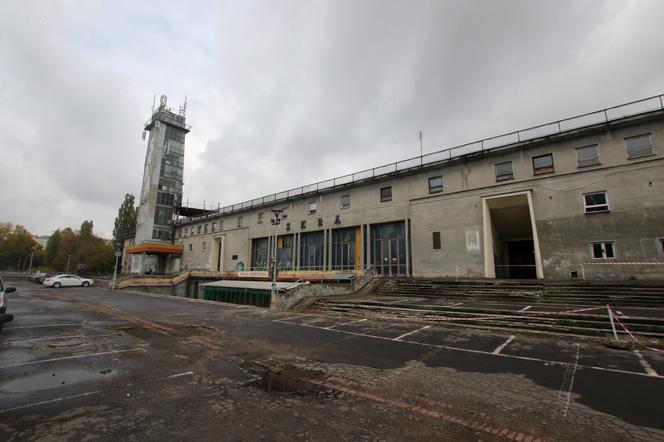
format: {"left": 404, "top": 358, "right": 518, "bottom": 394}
{"left": 175, "top": 112, "right": 664, "bottom": 281}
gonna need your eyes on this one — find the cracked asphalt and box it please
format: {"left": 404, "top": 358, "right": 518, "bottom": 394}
{"left": 1, "top": 280, "right": 664, "bottom": 441}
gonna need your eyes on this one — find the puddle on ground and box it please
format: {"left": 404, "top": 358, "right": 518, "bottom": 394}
{"left": 256, "top": 368, "right": 320, "bottom": 394}
{"left": 0, "top": 368, "right": 115, "bottom": 393}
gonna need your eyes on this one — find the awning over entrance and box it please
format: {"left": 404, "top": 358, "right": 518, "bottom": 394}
{"left": 126, "top": 242, "right": 184, "bottom": 255}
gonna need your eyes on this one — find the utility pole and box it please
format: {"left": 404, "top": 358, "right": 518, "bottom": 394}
{"left": 28, "top": 251, "right": 34, "bottom": 273}
{"left": 65, "top": 254, "right": 72, "bottom": 273}
{"left": 269, "top": 209, "right": 283, "bottom": 305}
{"left": 112, "top": 243, "right": 122, "bottom": 290}
{"left": 419, "top": 130, "right": 423, "bottom": 165}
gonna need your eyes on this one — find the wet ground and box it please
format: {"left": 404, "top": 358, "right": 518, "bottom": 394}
{"left": 1, "top": 281, "right": 664, "bottom": 441}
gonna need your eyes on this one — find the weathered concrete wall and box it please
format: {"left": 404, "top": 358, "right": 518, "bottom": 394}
{"left": 174, "top": 113, "right": 664, "bottom": 281}
{"left": 274, "top": 282, "right": 354, "bottom": 310}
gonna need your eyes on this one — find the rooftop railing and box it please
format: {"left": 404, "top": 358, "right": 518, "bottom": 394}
{"left": 179, "top": 94, "right": 664, "bottom": 222}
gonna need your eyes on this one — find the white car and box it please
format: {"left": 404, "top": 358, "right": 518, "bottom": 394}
{"left": 43, "top": 274, "right": 94, "bottom": 288}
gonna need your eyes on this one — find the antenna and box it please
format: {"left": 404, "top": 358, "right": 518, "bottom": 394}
{"left": 151, "top": 94, "right": 156, "bottom": 114}
{"left": 419, "top": 130, "right": 423, "bottom": 165}
{"left": 182, "top": 96, "right": 188, "bottom": 118}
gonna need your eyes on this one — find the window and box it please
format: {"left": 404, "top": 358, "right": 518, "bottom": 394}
{"left": 625, "top": 134, "right": 653, "bottom": 159}
{"left": 532, "top": 153, "right": 554, "bottom": 175}
{"left": 341, "top": 194, "right": 351, "bottom": 209}
{"left": 257, "top": 212, "right": 264, "bottom": 224}
{"left": 211, "top": 222, "right": 216, "bottom": 232}
{"left": 188, "top": 244, "right": 192, "bottom": 252}
{"left": 237, "top": 217, "right": 243, "bottom": 227}
{"left": 197, "top": 225, "right": 201, "bottom": 235}
{"left": 219, "top": 220, "right": 224, "bottom": 230}
{"left": 308, "top": 202, "right": 317, "bottom": 215}
{"left": 156, "top": 192, "right": 175, "bottom": 206}
{"left": 432, "top": 232, "right": 441, "bottom": 250}
{"left": 591, "top": 241, "right": 615, "bottom": 259}
{"left": 281, "top": 208, "right": 289, "bottom": 219}
{"left": 428, "top": 176, "right": 443, "bottom": 193}
{"left": 202, "top": 241, "right": 206, "bottom": 251}
{"left": 380, "top": 186, "right": 392, "bottom": 202}
{"left": 583, "top": 191, "right": 609, "bottom": 213}
{"left": 176, "top": 229, "right": 181, "bottom": 239}
{"left": 204, "top": 224, "right": 209, "bottom": 233}
{"left": 184, "top": 227, "right": 189, "bottom": 236}
{"left": 301, "top": 220, "right": 306, "bottom": 229}
{"left": 495, "top": 161, "right": 513, "bottom": 181}
{"left": 576, "top": 145, "right": 600, "bottom": 167}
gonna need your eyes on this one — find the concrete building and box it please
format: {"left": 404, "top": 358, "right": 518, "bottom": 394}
{"left": 125, "top": 95, "right": 189, "bottom": 274}
{"left": 172, "top": 95, "right": 664, "bottom": 281}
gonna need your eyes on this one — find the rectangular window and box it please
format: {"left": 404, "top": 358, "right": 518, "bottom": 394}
{"left": 281, "top": 208, "right": 288, "bottom": 219}
{"left": 308, "top": 202, "right": 317, "bottom": 215}
{"left": 211, "top": 222, "right": 216, "bottom": 232}
{"left": 251, "top": 237, "right": 269, "bottom": 270}
{"left": 204, "top": 224, "right": 208, "bottom": 233}
{"left": 380, "top": 186, "right": 392, "bottom": 202}
{"left": 532, "top": 153, "right": 554, "bottom": 175}
{"left": 625, "top": 134, "right": 653, "bottom": 159}
{"left": 197, "top": 225, "right": 201, "bottom": 234}
{"left": 432, "top": 232, "right": 441, "bottom": 250}
{"left": 300, "top": 231, "right": 324, "bottom": 270}
{"left": 188, "top": 243, "right": 192, "bottom": 252}
{"left": 341, "top": 194, "right": 351, "bottom": 209}
{"left": 428, "top": 176, "right": 443, "bottom": 193}
{"left": 331, "top": 228, "right": 356, "bottom": 270}
{"left": 583, "top": 191, "right": 609, "bottom": 213}
{"left": 219, "top": 220, "right": 224, "bottom": 230}
{"left": 202, "top": 241, "right": 206, "bottom": 251}
{"left": 576, "top": 145, "right": 600, "bottom": 167}
{"left": 184, "top": 227, "right": 189, "bottom": 236}
{"left": 257, "top": 212, "right": 264, "bottom": 224}
{"left": 591, "top": 241, "right": 615, "bottom": 259}
{"left": 495, "top": 161, "right": 513, "bottom": 181}
{"left": 237, "top": 217, "right": 243, "bottom": 227}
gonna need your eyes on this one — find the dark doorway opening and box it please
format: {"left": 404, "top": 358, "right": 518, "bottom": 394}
{"left": 506, "top": 240, "right": 536, "bottom": 279}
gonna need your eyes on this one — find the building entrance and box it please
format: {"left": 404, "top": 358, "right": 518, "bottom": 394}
{"left": 371, "top": 221, "right": 406, "bottom": 276}
{"left": 483, "top": 192, "right": 543, "bottom": 279}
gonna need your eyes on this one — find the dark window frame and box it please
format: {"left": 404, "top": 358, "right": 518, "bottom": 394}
{"left": 532, "top": 153, "right": 555, "bottom": 175}
{"left": 591, "top": 241, "right": 615, "bottom": 259}
{"left": 308, "top": 201, "right": 317, "bottom": 215}
{"left": 380, "top": 186, "right": 392, "bottom": 202}
{"left": 625, "top": 133, "right": 654, "bottom": 159}
{"left": 583, "top": 191, "right": 609, "bottom": 214}
{"left": 428, "top": 176, "right": 443, "bottom": 194}
{"left": 432, "top": 232, "right": 441, "bottom": 250}
{"left": 341, "top": 194, "right": 351, "bottom": 209}
{"left": 495, "top": 161, "right": 514, "bottom": 181}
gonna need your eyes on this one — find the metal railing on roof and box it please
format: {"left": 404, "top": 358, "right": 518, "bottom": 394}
{"left": 179, "top": 94, "right": 664, "bottom": 222}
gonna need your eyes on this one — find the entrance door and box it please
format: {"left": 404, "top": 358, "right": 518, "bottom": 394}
{"left": 506, "top": 240, "right": 536, "bottom": 279}
{"left": 371, "top": 221, "right": 407, "bottom": 276}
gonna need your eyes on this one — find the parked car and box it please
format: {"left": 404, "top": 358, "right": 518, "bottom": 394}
{"left": 30, "top": 271, "right": 47, "bottom": 282}
{"left": 38, "top": 272, "right": 60, "bottom": 283}
{"left": 0, "top": 275, "right": 16, "bottom": 330}
{"left": 43, "top": 274, "right": 94, "bottom": 288}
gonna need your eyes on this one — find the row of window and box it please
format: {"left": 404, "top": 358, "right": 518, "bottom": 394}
{"left": 495, "top": 133, "right": 654, "bottom": 182}
{"left": 178, "top": 188, "right": 612, "bottom": 239}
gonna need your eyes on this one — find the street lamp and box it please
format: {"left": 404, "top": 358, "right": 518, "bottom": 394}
{"left": 270, "top": 209, "right": 283, "bottom": 302}
{"left": 112, "top": 243, "right": 123, "bottom": 290}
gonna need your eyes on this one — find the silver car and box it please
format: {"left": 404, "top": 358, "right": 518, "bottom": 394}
{"left": 0, "top": 275, "right": 16, "bottom": 330}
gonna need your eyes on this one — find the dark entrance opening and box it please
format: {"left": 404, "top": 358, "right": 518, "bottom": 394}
{"left": 506, "top": 240, "right": 536, "bottom": 279}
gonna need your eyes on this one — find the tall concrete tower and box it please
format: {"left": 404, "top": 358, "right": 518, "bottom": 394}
{"left": 127, "top": 95, "right": 189, "bottom": 274}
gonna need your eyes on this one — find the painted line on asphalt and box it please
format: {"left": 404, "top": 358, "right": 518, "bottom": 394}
{"left": 633, "top": 349, "right": 658, "bottom": 376}
{"left": 6, "top": 323, "right": 80, "bottom": 330}
{"left": 274, "top": 319, "right": 664, "bottom": 380}
{"left": 492, "top": 335, "right": 516, "bottom": 355}
{"left": 4, "top": 334, "right": 114, "bottom": 344}
{"left": 442, "top": 302, "right": 463, "bottom": 307}
{"left": 277, "top": 314, "right": 313, "bottom": 322}
{"left": 0, "top": 348, "right": 143, "bottom": 370}
{"left": 394, "top": 325, "right": 431, "bottom": 341}
{"left": 519, "top": 306, "right": 532, "bottom": 312}
{"left": 168, "top": 371, "right": 195, "bottom": 379}
{"left": 325, "top": 318, "right": 367, "bottom": 329}
{"left": 0, "top": 391, "right": 101, "bottom": 414}
{"left": 558, "top": 343, "right": 580, "bottom": 417}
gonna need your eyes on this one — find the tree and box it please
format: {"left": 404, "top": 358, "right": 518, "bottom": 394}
{"left": 45, "top": 229, "right": 61, "bottom": 266}
{"left": 79, "top": 220, "right": 94, "bottom": 245}
{"left": 0, "top": 222, "right": 41, "bottom": 270}
{"left": 113, "top": 194, "right": 137, "bottom": 248}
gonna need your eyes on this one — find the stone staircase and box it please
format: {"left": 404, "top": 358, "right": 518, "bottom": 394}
{"left": 310, "top": 279, "right": 664, "bottom": 339}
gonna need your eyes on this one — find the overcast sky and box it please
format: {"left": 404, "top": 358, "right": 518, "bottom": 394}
{"left": 1, "top": 0, "right": 663, "bottom": 238}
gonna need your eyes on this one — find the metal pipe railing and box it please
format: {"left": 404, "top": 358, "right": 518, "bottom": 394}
{"left": 176, "top": 94, "right": 664, "bottom": 224}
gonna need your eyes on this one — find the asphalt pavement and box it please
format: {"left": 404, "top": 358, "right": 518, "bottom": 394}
{"left": 1, "top": 280, "right": 664, "bottom": 441}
